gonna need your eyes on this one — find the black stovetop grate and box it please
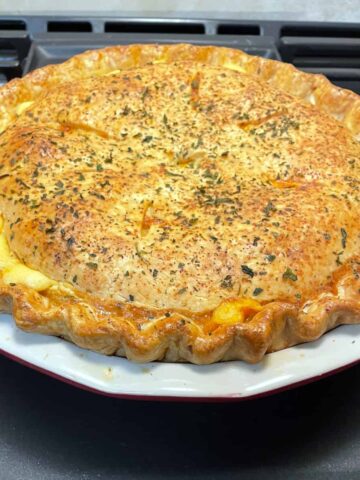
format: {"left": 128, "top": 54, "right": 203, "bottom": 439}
{"left": 0, "top": 15, "right": 359, "bottom": 94}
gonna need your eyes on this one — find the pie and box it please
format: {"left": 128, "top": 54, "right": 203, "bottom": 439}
{"left": 0, "top": 43, "right": 359, "bottom": 364}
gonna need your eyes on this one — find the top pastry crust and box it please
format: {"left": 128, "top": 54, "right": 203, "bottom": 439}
{"left": 0, "top": 43, "right": 359, "bottom": 364}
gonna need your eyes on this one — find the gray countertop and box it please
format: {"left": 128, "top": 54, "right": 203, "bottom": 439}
{"left": 1, "top": 354, "right": 360, "bottom": 479}
{"left": 1, "top": 0, "right": 360, "bottom": 23}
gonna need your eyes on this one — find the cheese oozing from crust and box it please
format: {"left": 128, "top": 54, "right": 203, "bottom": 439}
{"left": 0, "top": 215, "right": 263, "bottom": 324}
{"left": 212, "top": 298, "right": 262, "bottom": 325}
{"left": 0, "top": 220, "right": 54, "bottom": 291}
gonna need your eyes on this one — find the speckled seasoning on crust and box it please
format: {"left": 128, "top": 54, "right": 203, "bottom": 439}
{"left": 0, "top": 43, "right": 359, "bottom": 364}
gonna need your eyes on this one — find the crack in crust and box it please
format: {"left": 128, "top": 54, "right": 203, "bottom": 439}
{"left": 0, "top": 43, "right": 359, "bottom": 363}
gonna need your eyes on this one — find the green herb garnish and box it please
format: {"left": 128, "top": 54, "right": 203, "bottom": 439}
{"left": 241, "top": 265, "right": 255, "bottom": 278}
{"left": 220, "top": 275, "right": 233, "bottom": 289}
{"left": 283, "top": 267, "right": 297, "bottom": 281}
{"left": 263, "top": 201, "right": 276, "bottom": 217}
{"left": 86, "top": 262, "right": 98, "bottom": 270}
{"left": 341, "top": 228, "right": 347, "bottom": 249}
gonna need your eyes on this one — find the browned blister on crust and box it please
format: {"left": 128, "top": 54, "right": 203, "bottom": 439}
{"left": 0, "top": 44, "right": 359, "bottom": 364}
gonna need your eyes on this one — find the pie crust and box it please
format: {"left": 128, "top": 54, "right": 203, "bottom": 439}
{"left": 0, "top": 43, "right": 359, "bottom": 364}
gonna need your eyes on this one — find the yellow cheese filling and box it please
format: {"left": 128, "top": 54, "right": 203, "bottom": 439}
{"left": 223, "top": 62, "right": 246, "bottom": 73}
{"left": 0, "top": 219, "right": 55, "bottom": 291}
{"left": 15, "top": 100, "right": 34, "bottom": 116}
{"left": 0, "top": 217, "right": 263, "bottom": 324}
{"left": 212, "top": 298, "right": 262, "bottom": 325}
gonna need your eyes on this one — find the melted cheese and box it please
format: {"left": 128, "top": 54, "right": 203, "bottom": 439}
{"left": 271, "top": 180, "right": 300, "bottom": 189}
{"left": 152, "top": 58, "right": 166, "bottom": 64}
{"left": 104, "top": 69, "right": 121, "bottom": 76}
{"left": 212, "top": 298, "right": 262, "bottom": 325}
{"left": 223, "top": 62, "right": 246, "bottom": 73}
{"left": 15, "top": 101, "right": 34, "bottom": 116}
{"left": 0, "top": 234, "right": 19, "bottom": 270}
{"left": 2, "top": 263, "right": 54, "bottom": 291}
{"left": 0, "top": 226, "right": 54, "bottom": 291}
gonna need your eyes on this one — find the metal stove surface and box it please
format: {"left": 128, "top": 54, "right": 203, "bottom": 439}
{"left": 0, "top": 16, "right": 358, "bottom": 94}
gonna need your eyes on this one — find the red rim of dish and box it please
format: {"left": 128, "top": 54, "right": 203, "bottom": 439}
{"left": 0, "top": 346, "right": 359, "bottom": 402}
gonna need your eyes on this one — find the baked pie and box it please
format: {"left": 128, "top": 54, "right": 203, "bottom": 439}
{"left": 0, "top": 43, "right": 359, "bottom": 364}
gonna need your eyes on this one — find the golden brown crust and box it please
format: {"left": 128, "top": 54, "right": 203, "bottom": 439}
{"left": 0, "top": 44, "right": 359, "bottom": 364}
{"left": 0, "top": 44, "right": 359, "bottom": 137}
{"left": 1, "top": 261, "right": 360, "bottom": 364}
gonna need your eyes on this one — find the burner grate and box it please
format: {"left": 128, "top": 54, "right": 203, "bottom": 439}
{"left": 0, "top": 16, "right": 358, "bottom": 94}
{"left": 0, "top": 30, "right": 30, "bottom": 85}
{"left": 279, "top": 25, "right": 360, "bottom": 92}
{"left": 104, "top": 21, "right": 205, "bottom": 34}
{"left": 47, "top": 21, "right": 93, "bottom": 32}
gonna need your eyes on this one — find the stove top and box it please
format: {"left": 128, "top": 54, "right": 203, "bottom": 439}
{"left": 0, "top": 15, "right": 359, "bottom": 94}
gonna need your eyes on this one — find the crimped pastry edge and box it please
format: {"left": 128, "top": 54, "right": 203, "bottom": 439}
{"left": 0, "top": 43, "right": 359, "bottom": 364}
{"left": 0, "top": 266, "right": 359, "bottom": 364}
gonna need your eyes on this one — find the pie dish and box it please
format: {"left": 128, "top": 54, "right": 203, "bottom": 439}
{"left": 0, "top": 43, "right": 359, "bottom": 365}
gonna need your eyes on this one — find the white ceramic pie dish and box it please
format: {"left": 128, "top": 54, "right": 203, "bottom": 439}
{"left": 0, "top": 312, "right": 359, "bottom": 400}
